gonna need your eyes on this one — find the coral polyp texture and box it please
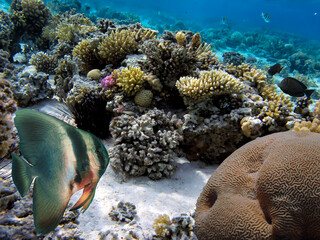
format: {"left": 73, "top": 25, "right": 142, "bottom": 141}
{"left": 109, "top": 109, "right": 183, "bottom": 180}
{"left": 98, "top": 29, "right": 138, "bottom": 65}
{"left": 115, "top": 66, "right": 146, "bottom": 96}
{"left": 29, "top": 51, "right": 58, "bottom": 74}
{"left": 176, "top": 70, "right": 245, "bottom": 101}
{"left": 0, "top": 79, "right": 17, "bottom": 159}
{"left": 134, "top": 89, "right": 153, "bottom": 107}
{"left": 195, "top": 131, "right": 320, "bottom": 240}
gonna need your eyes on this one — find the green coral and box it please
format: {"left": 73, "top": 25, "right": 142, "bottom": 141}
{"left": 115, "top": 66, "right": 146, "bottom": 96}
{"left": 98, "top": 29, "right": 138, "bottom": 65}
{"left": 29, "top": 51, "right": 58, "bottom": 74}
{"left": 10, "top": 0, "right": 51, "bottom": 37}
{"left": 0, "top": 79, "right": 17, "bottom": 159}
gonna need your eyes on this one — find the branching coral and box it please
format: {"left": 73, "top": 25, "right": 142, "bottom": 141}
{"left": 292, "top": 118, "right": 320, "bottom": 133}
{"left": 0, "top": 79, "right": 17, "bottom": 159}
{"left": 176, "top": 70, "right": 245, "bottom": 101}
{"left": 98, "top": 29, "right": 138, "bottom": 65}
{"left": 0, "top": 10, "right": 13, "bottom": 51}
{"left": 109, "top": 109, "right": 183, "bottom": 180}
{"left": 195, "top": 131, "right": 320, "bottom": 239}
{"left": 10, "top": 0, "right": 51, "bottom": 37}
{"left": 115, "top": 66, "right": 146, "bottom": 96}
{"left": 29, "top": 51, "right": 58, "bottom": 74}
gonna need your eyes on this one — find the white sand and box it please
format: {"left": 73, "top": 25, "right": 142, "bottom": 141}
{"left": 71, "top": 139, "right": 218, "bottom": 239}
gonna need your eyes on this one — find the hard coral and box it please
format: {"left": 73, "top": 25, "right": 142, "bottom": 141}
{"left": 109, "top": 109, "right": 183, "bottom": 180}
{"left": 98, "top": 29, "right": 138, "bottom": 65}
{"left": 0, "top": 79, "right": 17, "bottom": 159}
{"left": 176, "top": 70, "right": 245, "bottom": 101}
{"left": 115, "top": 66, "right": 145, "bottom": 96}
{"left": 134, "top": 89, "right": 153, "bottom": 108}
{"left": 0, "top": 10, "right": 13, "bottom": 51}
{"left": 29, "top": 51, "right": 58, "bottom": 74}
{"left": 195, "top": 131, "right": 320, "bottom": 240}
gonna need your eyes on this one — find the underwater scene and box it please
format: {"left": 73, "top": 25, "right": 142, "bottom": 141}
{"left": 0, "top": 0, "right": 320, "bottom": 239}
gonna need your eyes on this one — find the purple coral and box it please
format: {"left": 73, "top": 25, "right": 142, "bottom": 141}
{"left": 101, "top": 75, "right": 115, "bottom": 90}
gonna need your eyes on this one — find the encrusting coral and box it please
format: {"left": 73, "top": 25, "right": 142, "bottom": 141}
{"left": 98, "top": 29, "right": 138, "bottom": 65}
{"left": 109, "top": 109, "right": 183, "bottom": 180}
{"left": 195, "top": 131, "right": 320, "bottom": 240}
{"left": 0, "top": 79, "right": 17, "bottom": 159}
{"left": 115, "top": 66, "right": 146, "bottom": 96}
{"left": 176, "top": 69, "right": 245, "bottom": 101}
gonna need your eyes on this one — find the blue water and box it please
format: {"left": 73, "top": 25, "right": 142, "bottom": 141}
{"left": 82, "top": 0, "right": 320, "bottom": 41}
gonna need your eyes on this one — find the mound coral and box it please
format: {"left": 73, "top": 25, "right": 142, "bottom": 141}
{"left": 0, "top": 79, "right": 17, "bottom": 159}
{"left": 176, "top": 70, "right": 245, "bottom": 101}
{"left": 98, "top": 29, "right": 138, "bottom": 65}
{"left": 195, "top": 131, "right": 320, "bottom": 240}
{"left": 115, "top": 66, "right": 146, "bottom": 96}
{"left": 109, "top": 109, "right": 183, "bottom": 180}
{"left": 134, "top": 89, "right": 153, "bottom": 107}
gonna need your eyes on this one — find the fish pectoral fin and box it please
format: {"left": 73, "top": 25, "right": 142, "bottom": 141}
{"left": 70, "top": 182, "right": 96, "bottom": 213}
{"left": 33, "top": 177, "right": 71, "bottom": 234}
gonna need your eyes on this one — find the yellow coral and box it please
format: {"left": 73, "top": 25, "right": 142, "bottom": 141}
{"left": 226, "top": 63, "right": 251, "bottom": 78}
{"left": 87, "top": 69, "right": 101, "bottom": 80}
{"left": 240, "top": 68, "right": 266, "bottom": 91}
{"left": 134, "top": 28, "right": 157, "bottom": 43}
{"left": 153, "top": 214, "right": 171, "bottom": 237}
{"left": 314, "top": 99, "right": 320, "bottom": 119}
{"left": 176, "top": 70, "right": 245, "bottom": 100}
{"left": 98, "top": 29, "right": 138, "bottom": 64}
{"left": 176, "top": 31, "right": 187, "bottom": 46}
{"left": 292, "top": 119, "right": 320, "bottom": 133}
{"left": 134, "top": 89, "right": 153, "bottom": 107}
{"left": 116, "top": 66, "right": 145, "bottom": 96}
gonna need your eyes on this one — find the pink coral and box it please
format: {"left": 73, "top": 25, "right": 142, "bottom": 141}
{"left": 101, "top": 75, "right": 115, "bottom": 89}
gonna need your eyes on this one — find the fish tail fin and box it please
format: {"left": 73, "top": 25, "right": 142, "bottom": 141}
{"left": 11, "top": 153, "right": 33, "bottom": 197}
{"left": 305, "top": 89, "right": 315, "bottom": 99}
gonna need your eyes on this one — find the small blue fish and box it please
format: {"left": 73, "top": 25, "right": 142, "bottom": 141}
{"left": 11, "top": 109, "right": 109, "bottom": 234}
{"left": 261, "top": 12, "right": 271, "bottom": 23}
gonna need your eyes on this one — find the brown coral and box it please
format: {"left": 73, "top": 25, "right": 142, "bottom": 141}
{"left": 195, "top": 131, "right": 320, "bottom": 240}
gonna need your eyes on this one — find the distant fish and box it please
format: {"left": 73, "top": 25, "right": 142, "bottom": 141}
{"left": 261, "top": 12, "right": 271, "bottom": 23}
{"left": 11, "top": 109, "right": 109, "bottom": 234}
{"left": 221, "top": 15, "right": 227, "bottom": 25}
{"left": 268, "top": 63, "right": 283, "bottom": 76}
{"left": 278, "top": 77, "right": 315, "bottom": 98}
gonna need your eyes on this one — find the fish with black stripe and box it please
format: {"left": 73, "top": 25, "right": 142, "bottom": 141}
{"left": 11, "top": 109, "right": 109, "bottom": 234}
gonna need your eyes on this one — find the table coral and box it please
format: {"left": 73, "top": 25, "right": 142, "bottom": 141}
{"left": 0, "top": 79, "right": 17, "bottom": 159}
{"left": 195, "top": 131, "right": 320, "bottom": 240}
{"left": 98, "top": 29, "right": 138, "bottom": 65}
{"left": 109, "top": 109, "right": 183, "bottom": 180}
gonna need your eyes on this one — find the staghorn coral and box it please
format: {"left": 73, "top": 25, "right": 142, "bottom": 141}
{"left": 176, "top": 70, "right": 245, "bottom": 101}
{"left": 134, "top": 89, "right": 153, "bottom": 108}
{"left": 195, "top": 131, "right": 320, "bottom": 240}
{"left": 29, "top": 51, "right": 58, "bottom": 74}
{"left": 109, "top": 109, "right": 183, "bottom": 180}
{"left": 0, "top": 79, "right": 17, "bottom": 159}
{"left": 115, "top": 66, "right": 146, "bottom": 96}
{"left": 66, "top": 76, "right": 113, "bottom": 138}
{"left": 10, "top": 66, "right": 53, "bottom": 107}
{"left": 153, "top": 213, "right": 197, "bottom": 240}
{"left": 109, "top": 201, "right": 137, "bottom": 223}
{"left": 98, "top": 29, "right": 138, "bottom": 65}
{"left": 10, "top": 0, "right": 51, "bottom": 37}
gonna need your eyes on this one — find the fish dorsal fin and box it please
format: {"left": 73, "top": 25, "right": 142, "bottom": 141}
{"left": 14, "top": 109, "right": 71, "bottom": 166}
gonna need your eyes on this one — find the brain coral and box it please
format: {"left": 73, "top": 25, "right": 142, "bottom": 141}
{"left": 195, "top": 131, "right": 320, "bottom": 240}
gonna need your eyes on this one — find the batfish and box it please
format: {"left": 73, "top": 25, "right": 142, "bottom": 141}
{"left": 278, "top": 77, "right": 315, "bottom": 98}
{"left": 11, "top": 109, "right": 109, "bottom": 234}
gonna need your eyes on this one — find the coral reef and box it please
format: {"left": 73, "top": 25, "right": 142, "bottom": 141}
{"left": 108, "top": 201, "right": 137, "bottom": 223}
{"left": 176, "top": 70, "right": 245, "bottom": 101}
{"left": 66, "top": 76, "right": 112, "bottom": 138}
{"left": 134, "top": 89, "right": 153, "bottom": 108}
{"left": 29, "top": 51, "right": 58, "bottom": 74}
{"left": 115, "top": 66, "right": 146, "bottom": 96}
{"left": 10, "top": 66, "right": 53, "bottom": 107}
{"left": 0, "top": 10, "right": 13, "bottom": 52}
{"left": 98, "top": 29, "right": 138, "bottom": 65}
{"left": 195, "top": 131, "right": 320, "bottom": 240}
{"left": 222, "top": 51, "right": 246, "bottom": 66}
{"left": 0, "top": 79, "right": 17, "bottom": 159}
{"left": 153, "top": 213, "right": 197, "bottom": 239}
{"left": 109, "top": 109, "right": 183, "bottom": 180}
